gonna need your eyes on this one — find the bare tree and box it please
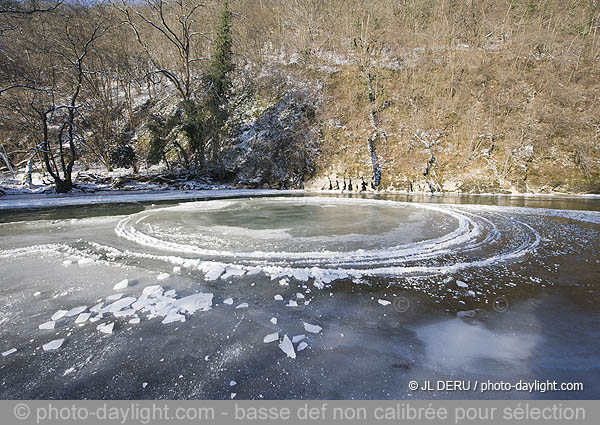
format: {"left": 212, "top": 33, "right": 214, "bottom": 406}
{"left": 0, "top": 4, "right": 107, "bottom": 192}
{"left": 115, "top": 0, "right": 207, "bottom": 102}
{"left": 0, "top": 0, "right": 63, "bottom": 15}
{"left": 353, "top": 13, "right": 385, "bottom": 188}
{"left": 36, "top": 14, "right": 107, "bottom": 192}
{"left": 78, "top": 18, "right": 146, "bottom": 171}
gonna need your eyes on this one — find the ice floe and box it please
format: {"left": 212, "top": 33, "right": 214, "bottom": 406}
{"left": 66, "top": 306, "right": 88, "bottom": 317}
{"left": 456, "top": 280, "right": 469, "bottom": 288}
{"left": 303, "top": 322, "right": 322, "bottom": 334}
{"left": 98, "top": 323, "right": 114, "bottom": 334}
{"left": 162, "top": 314, "right": 185, "bottom": 324}
{"left": 51, "top": 310, "right": 68, "bottom": 321}
{"left": 75, "top": 313, "right": 91, "bottom": 324}
{"left": 113, "top": 279, "right": 129, "bottom": 290}
{"left": 42, "top": 339, "right": 65, "bottom": 351}
{"left": 279, "top": 335, "right": 296, "bottom": 359}
{"left": 263, "top": 333, "right": 279, "bottom": 343}
{"left": 39, "top": 321, "right": 55, "bottom": 330}
{"left": 90, "top": 303, "right": 104, "bottom": 313}
{"left": 142, "top": 285, "right": 163, "bottom": 297}
{"left": 221, "top": 267, "right": 246, "bottom": 280}
{"left": 292, "top": 335, "right": 305, "bottom": 343}
{"left": 202, "top": 264, "right": 225, "bottom": 281}
{"left": 103, "top": 297, "right": 136, "bottom": 313}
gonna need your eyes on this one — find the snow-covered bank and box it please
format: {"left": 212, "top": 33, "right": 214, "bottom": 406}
{"left": 0, "top": 189, "right": 301, "bottom": 211}
{"left": 307, "top": 188, "right": 600, "bottom": 199}
{"left": 2, "top": 186, "right": 599, "bottom": 212}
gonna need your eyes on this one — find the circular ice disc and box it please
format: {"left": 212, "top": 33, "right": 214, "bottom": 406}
{"left": 132, "top": 198, "right": 458, "bottom": 255}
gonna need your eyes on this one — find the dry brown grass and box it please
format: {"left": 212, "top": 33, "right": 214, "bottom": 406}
{"left": 311, "top": 43, "right": 599, "bottom": 192}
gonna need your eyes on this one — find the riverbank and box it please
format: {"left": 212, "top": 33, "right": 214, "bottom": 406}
{"left": 2, "top": 169, "right": 600, "bottom": 212}
{"left": 2, "top": 186, "right": 600, "bottom": 212}
{"left": 0, "top": 189, "right": 302, "bottom": 211}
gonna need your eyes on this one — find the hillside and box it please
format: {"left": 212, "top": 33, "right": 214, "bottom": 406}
{"left": 1, "top": 0, "right": 599, "bottom": 194}
{"left": 309, "top": 48, "right": 600, "bottom": 194}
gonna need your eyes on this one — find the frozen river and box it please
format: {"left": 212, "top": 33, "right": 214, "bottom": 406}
{"left": 0, "top": 193, "right": 599, "bottom": 399}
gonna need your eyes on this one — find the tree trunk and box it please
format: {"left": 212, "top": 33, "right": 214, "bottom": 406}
{"left": 363, "top": 72, "right": 382, "bottom": 188}
{"left": 54, "top": 177, "right": 72, "bottom": 193}
{"left": 0, "top": 151, "right": 15, "bottom": 177}
{"left": 24, "top": 157, "right": 33, "bottom": 188}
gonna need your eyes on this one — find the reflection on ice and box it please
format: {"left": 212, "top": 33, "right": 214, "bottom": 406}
{"left": 415, "top": 318, "right": 540, "bottom": 371}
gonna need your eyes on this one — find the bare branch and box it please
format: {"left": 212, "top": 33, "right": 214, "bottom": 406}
{"left": 0, "top": 1, "right": 63, "bottom": 15}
